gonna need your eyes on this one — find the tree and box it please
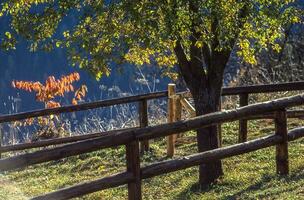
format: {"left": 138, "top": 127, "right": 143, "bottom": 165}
{"left": 236, "top": 23, "right": 304, "bottom": 85}
{"left": 0, "top": 0, "right": 302, "bottom": 186}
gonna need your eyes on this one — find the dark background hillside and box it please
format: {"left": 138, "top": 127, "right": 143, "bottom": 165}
{"left": 0, "top": 15, "right": 171, "bottom": 114}
{"left": 0, "top": 0, "right": 303, "bottom": 114}
{"left": 0, "top": 1, "right": 303, "bottom": 144}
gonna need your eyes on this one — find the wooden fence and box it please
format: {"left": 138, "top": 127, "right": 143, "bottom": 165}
{"left": 222, "top": 81, "right": 304, "bottom": 143}
{"left": 0, "top": 91, "right": 168, "bottom": 157}
{"left": 0, "top": 92, "right": 304, "bottom": 199}
{"left": 165, "top": 81, "right": 304, "bottom": 156}
{"left": 1, "top": 82, "right": 304, "bottom": 158}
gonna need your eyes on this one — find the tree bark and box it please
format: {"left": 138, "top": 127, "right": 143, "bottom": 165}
{"left": 196, "top": 50, "right": 229, "bottom": 185}
{"left": 192, "top": 84, "right": 223, "bottom": 186}
{"left": 174, "top": 39, "right": 229, "bottom": 186}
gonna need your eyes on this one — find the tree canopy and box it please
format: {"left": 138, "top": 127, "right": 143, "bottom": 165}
{"left": 1, "top": 0, "right": 303, "bottom": 185}
{"left": 1, "top": 0, "right": 302, "bottom": 80}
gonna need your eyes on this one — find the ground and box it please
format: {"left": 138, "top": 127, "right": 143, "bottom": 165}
{"left": 1, "top": 118, "right": 304, "bottom": 200}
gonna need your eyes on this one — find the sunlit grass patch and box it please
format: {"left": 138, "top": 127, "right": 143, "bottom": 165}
{"left": 1, "top": 119, "right": 304, "bottom": 199}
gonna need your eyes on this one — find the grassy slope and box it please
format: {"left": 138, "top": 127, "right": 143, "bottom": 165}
{"left": 1, "top": 119, "right": 304, "bottom": 200}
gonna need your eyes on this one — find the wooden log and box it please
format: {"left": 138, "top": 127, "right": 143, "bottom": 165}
{"left": 29, "top": 126, "right": 304, "bottom": 200}
{"left": 239, "top": 93, "right": 249, "bottom": 143}
{"left": 139, "top": 100, "right": 149, "bottom": 152}
{"left": 0, "top": 91, "right": 167, "bottom": 124}
{"left": 275, "top": 110, "right": 289, "bottom": 175}
{"left": 31, "top": 172, "right": 134, "bottom": 200}
{"left": 285, "top": 110, "right": 304, "bottom": 119}
{"left": 222, "top": 81, "right": 304, "bottom": 96}
{"left": 167, "top": 84, "right": 176, "bottom": 157}
{"left": 180, "top": 98, "right": 195, "bottom": 117}
{"left": 178, "top": 81, "right": 304, "bottom": 97}
{"left": 0, "top": 110, "right": 296, "bottom": 154}
{"left": 142, "top": 134, "right": 282, "bottom": 179}
{"left": 2, "top": 81, "right": 304, "bottom": 124}
{"left": 1, "top": 93, "right": 304, "bottom": 172}
{"left": 179, "top": 96, "right": 221, "bottom": 144}
{"left": 243, "top": 110, "right": 304, "bottom": 120}
{"left": 28, "top": 127, "right": 304, "bottom": 200}
{"left": 28, "top": 126, "right": 304, "bottom": 200}
{"left": 0, "top": 127, "right": 138, "bottom": 153}
{"left": 126, "top": 141, "right": 142, "bottom": 200}
{"left": 136, "top": 93, "right": 304, "bottom": 141}
{"left": 287, "top": 127, "right": 304, "bottom": 141}
{"left": 0, "top": 130, "right": 135, "bottom": 172}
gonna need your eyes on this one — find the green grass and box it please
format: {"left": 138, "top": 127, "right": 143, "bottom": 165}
{"left": 1, "top": 119, "right": 304, "bottom": 200}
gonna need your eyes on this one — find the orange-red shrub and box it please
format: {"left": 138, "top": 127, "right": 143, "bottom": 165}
{"left": 11, "top": 72, "right": 88, "bottom": 140}
{"left": 12, "top": 72, "right": 87, "bottom": 108}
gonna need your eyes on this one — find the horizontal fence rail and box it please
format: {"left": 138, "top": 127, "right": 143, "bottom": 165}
{"left": 0, "top": 91, "right": 168, "bottom": 123}
{"left": 222, "top": 81, "right": 304, "bottom": 96}
{"left": 2, "top": 81, "right": 304, "bottom": 124}
{"left": 1, "top": 82, "right": 304, "bottom": 200}
{"left": 0, "top": 130, "right": 134, "bottom": 171}
{"left": 0, "top": 127, "right": 138, "bottom": 153}
{"left": 2, "top": 81, "right": 304, "bottom": 155}
{"left": 287, "top": 127, "right": 304, "bottom": 141}
{"left": 176, "top": 81, "right": 304, "bottom": 97}
{"left": 2, "top": 110, "right": 303, "bottom": 154}
{"left": 32, "top": 172, "right": 134, "bottom": 200}
{"left": 30, "top": 126, "right": 304, "bottom": 200}
{"left": 243, "top": 110, "right": 304, "bottom": 120}
{"left": 1, "top": 93, "right": 304, "bottom": 172}
{"left": 141, "top": 134, "right": 282, "bottom": 179}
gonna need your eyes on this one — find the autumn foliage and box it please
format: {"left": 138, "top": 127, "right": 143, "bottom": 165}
{"left": 11, "top": 72, "right": 87, "bottom": 140}
{"left": 12, "top": 72, "right": 87, "bottom": 108}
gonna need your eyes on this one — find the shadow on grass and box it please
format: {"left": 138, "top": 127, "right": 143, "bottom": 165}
{"left": 174, "top": 167, "right": 304, "bottom": 200}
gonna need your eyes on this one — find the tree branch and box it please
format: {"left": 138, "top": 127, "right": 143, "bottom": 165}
{"left": 188, "top": 1, "right": 207, "bottom": 83}
{"left": 174, "top": 40, "right": 193, "bottom": 86}
{"left": 202, "top": 43, "right": 211, "bottom": 69}
{"left": 190, "top": 31, "right": 207, "bottom": 80}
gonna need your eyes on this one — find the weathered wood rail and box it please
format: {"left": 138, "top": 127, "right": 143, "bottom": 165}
{"left": 0, "top": 91, "right": 168, "bottom": 123}
{"left": 0, "top": 92, "right": 304, "bottom": 199}
{"left": 223, "top": 81, "right": 304, "bottom": 143}
{"left": 0, "top": 127, "right": 138, "bottom": 153}
{"left": 1, "top": 81, "right": 303, "bottom": 124}
{"left": 1, "top": 81, "right": 304, "bottom": 158}
{"left": 0, "top": 91, "right": 167, "bottom": 156}
{"left": 167, "top": 81, "right": 304, "bottom": 155}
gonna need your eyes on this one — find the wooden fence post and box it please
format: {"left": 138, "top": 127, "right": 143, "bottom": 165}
{"left": 167, "top": 84, "right": 176, "bottom": 157}
{"left": 239, "top": 93, "right": 249, "bottom": 143}
{"left": 139, "top": 99, "right": 149, "bottom": 152}
{"left": 275, "top": 109, "right": 289, "bottom": 175}
{"left": 126, "top": 141, "right": 142, "bottom": 200}
{"left": 175, "top": 95, "right": 182, "bottom": 138}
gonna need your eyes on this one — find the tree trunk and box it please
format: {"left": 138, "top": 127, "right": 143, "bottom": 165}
{"left": 192, "top": 84, "right": 223, "bottom": 186}
{"left": 174, "top": 40, "right": 228, "bottom": 186}
{"left": 188, "top": 51, "right": 227, "bottom": 186}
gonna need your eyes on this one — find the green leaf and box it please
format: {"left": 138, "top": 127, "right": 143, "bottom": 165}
{"left": 5, "top": 32, "right": 11, "bottom": 39}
